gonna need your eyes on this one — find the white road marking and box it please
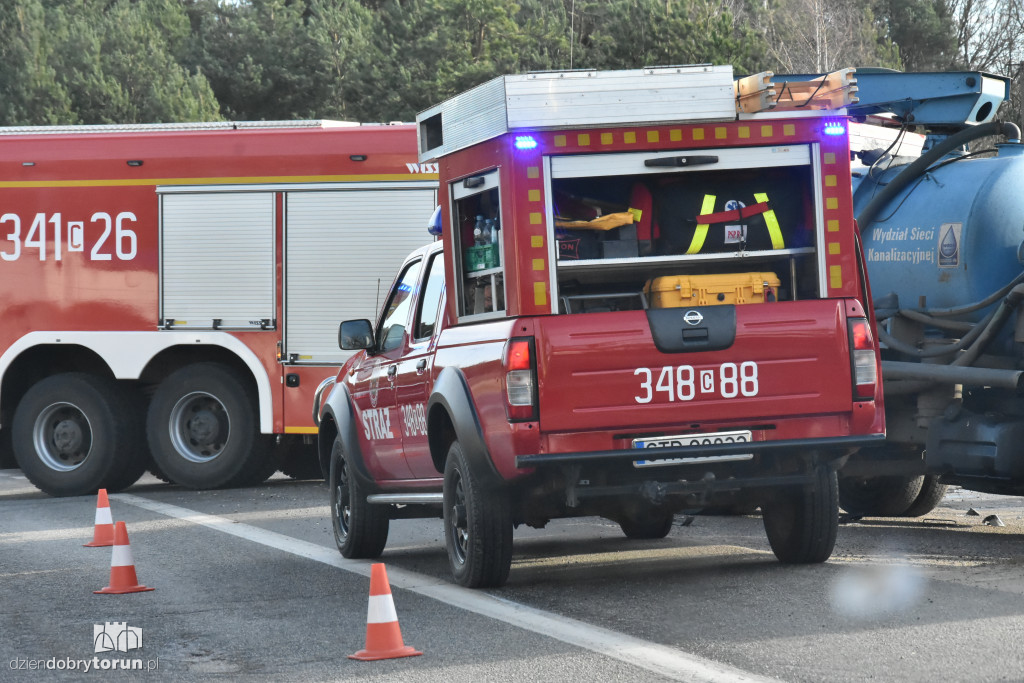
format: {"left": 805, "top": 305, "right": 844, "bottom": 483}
{"left": 116, "top": 493, "right": 778, "bottom": 683}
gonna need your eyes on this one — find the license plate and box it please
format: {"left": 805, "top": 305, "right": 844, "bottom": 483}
{"left": 632, "top": 430, "right": 753, "bottom": 468}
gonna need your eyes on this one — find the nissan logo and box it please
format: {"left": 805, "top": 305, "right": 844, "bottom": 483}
{"left": 683, "top": 310, "right": 704, "bottom": 325}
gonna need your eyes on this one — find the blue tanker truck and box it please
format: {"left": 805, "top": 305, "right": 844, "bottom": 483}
{"left": 815, "top": 69, "right": 1024, "bottom": 515}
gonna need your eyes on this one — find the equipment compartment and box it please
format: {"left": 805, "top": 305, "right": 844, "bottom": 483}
{"left": 547, "top": 143, "right": 825, "bottom": 310}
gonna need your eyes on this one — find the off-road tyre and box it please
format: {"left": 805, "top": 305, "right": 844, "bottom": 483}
{"left": 12, "top": 373, "right": 146, "bottom": 497}
{"left": 147, "top": 363, "right": 273, "bottom": 489}
{"left": 330, "top": 436, "right": 388, "bottom": 558}
{"left": 443, "top": 440, "right": 513, "bottom": 588}
{"left": 762, "top": 464, "right": 838, "bottom": 564}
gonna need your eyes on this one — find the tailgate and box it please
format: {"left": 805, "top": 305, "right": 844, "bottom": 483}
{"left": 535, "top": 300, "right": 855, "bottom": 433}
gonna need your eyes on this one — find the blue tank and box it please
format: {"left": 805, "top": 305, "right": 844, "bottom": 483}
{"left": 855, "top": 143, "right": 1024, "bottom": 322}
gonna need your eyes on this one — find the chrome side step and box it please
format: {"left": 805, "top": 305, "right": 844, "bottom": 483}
{"left": 366, "top": 493, "right": 444, "bottom": 505}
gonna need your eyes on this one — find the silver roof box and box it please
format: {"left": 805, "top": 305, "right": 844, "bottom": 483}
{"left": 416, "top": 65, "right": 736, "bottom": 162}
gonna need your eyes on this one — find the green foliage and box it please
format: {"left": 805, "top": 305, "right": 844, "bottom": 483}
{"left": 0, "top": 0, "right": 1004, "bottom": 126}
{"left": 0, "top": 0, "right": 219, "bottom": 125}
{"left": 874, "top": 0, "right": 958, "bottom": 70}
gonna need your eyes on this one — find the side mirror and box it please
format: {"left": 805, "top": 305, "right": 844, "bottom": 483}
{"left": 339, "top": 319, "right": 374, "bottom": 350}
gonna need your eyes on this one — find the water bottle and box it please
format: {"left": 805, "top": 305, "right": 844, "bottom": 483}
{"left": 489, "top": 217, "right": 499, "bottom": 244}
{"left": 481, "top": 218, "right": 493, "bottom": 245}
{"left": 473, "top": 215, "right": 485, "bottom": 246}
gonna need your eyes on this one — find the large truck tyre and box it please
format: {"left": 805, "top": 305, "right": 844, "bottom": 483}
{"left": 762, "top": 464, "right": 838, "bottom": 564}
{"left": 617, "top": 506, "right": 675, "bottom": 539}
{"left": 443, "top": 440, "right": 513, "bottom": 588}
{"left": 12, "top": 373, "right": 146, "bottom": 497}
{"left": 276, "top": 436, "right": 325, "bottom": 480}
{"left": 900, "top": 475, "right": 948, "bottom": 518}
{"left": 146, "top": 363, "right": 275, "bottom": 489}
{"left": 838, "top": 474, "right": 924, "bottom": 517}
{"left": 330, "top": 436, "right": 389, "bottom": 558}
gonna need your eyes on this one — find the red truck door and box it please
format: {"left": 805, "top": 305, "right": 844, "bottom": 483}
{"left": 394, "top": 248, "right": 446, "bottom": 478}
{"left": 348, "top": 258, "right": 424, "bottom": 480}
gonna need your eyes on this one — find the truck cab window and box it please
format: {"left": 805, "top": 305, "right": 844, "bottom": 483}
{"left": 378, "top": 259, "right": 423, "bottom": 353}
{"left": 415, "top": 252, "right": 445, "bottom": 340}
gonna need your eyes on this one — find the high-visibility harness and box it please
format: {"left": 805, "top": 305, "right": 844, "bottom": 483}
{"left": 685, "top": 192, "right": 785, "bottom": 254}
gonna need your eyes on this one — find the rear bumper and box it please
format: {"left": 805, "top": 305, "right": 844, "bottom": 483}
{"left": 515, "top": 433, "right": 885, "bottom": 469}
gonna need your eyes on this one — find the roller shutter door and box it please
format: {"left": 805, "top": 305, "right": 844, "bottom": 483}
{"left": 284, "top": 188, "right": 436, "bottom": 363}
{"left": 161, "top": 193, "right": 276, "bottom": 329}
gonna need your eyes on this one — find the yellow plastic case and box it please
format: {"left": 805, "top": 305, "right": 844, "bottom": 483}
{"left": 645, "top": 272, "right": 781, "bottom": 307}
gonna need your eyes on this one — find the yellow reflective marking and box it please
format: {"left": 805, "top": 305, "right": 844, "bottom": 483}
{"left": 285, "top": 426, "right": 319, "bottom": 435}
{"left": 830, "top": 265, "right": 843, "bottom": 289}
{"left": 534, "top": 282, "right": 547, "bottom": 306}
{"left": 826, "top": 197, "right": 838, "bottom": 210}
{"left": 528, "top": 189, "right": 540, "bottom": 202}
{"left": 738, "top": 127, "right": 750, "bottom": 139}
{"left": 784, "top": 124, "right": 795, "bottom": 136}
{"left": 578, "top": 133, "right": 591, "bottom": 146}
{"left": 828, "top": 219, "right": 840, "bottom": 232}
{"left": 761, "top": 125, "right": 773, "bottom": 137}
{"left": 825, "top": 175, "right": 837, "bottom": 187}
{"left": 715, "top": 127, "right": 727, "bottom": 139}
{"left": 527, "top": 167, "right": 540, "bottom": 179}
{"left": 601, "top": 132, "right": 614, "bottom": 145}
{"left": 828, "top": 242, "right": 841, "bottom": 255}
{"left": 532, "top": 258, "right": 545, "bottom": 271}
{"left": 0, "top": 174, "right": 434, "bottom": 189}
{"left": 530, "top": 212, "right": 542, "bottom": 224}
{"left": 647, "top": 131, "right": 660, "bottom": 143}
{"left": 624, "top": 132, "right": 637, "bottom": 144}
{"left": 753, "top": 192, "right": 784, "bottom": 249}
{"left": 687, "top": 194, "right": 716, "bottom": 254}
{"left": 531, "top": 235, "right": 544, "bottom": 248}
{"left": 554, "top": 135, "right": 567, "bottom": 148}
{"left": 824, "top": 152, "right": 836, "bottom": 164}
{"left": 692, "top": 129, "right": 705, "bottom": 140}
{"left": 670, "top": 129, "right": 682, "bottom": 142}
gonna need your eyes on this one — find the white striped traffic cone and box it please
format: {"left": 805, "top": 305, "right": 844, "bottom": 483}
{"left": 83, "top": 489, "right": 114, "bottom": 547}
{"left": 349, "top": 563, "right": 421, "bottom": 661}
{"left": 94, "top": 521, "right": 155, "bottom": 594}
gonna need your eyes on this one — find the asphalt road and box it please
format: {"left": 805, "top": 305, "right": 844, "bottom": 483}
{"left": 2, "top": 469, "right": 1023, "bottom": 682}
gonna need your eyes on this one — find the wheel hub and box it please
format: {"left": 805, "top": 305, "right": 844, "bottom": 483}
{"left": 52, "top": 419, "right": 84, "bottom": 454}
{"left": 33, "top": 402, "right": 92, "bottom": 472}
{"left": 169, "top": 392, "right": 231, "bottom": 463}
{"left": 186, "top": 409, "right": 221, "bottom": 446}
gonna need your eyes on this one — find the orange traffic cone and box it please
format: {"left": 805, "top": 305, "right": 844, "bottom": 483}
{"left": 84, "top": 489, "right": 114, "bottom": 547}
{"left": 349, "top": 563, "right": 421, "bottom": 661}
{"left": 94, "top": 522, "right": 155, "bottom": 594}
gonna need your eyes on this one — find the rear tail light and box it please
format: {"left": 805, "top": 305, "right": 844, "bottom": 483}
{"left": 503, "top": 337, "right": 537, "bottom": 421}
{"left": 848, "top": 317, "right": 878, "bottom": 401}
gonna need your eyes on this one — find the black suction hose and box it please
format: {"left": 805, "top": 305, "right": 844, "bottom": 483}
{"left": 857, "top": 120, "right": 1022, "bottom": 230}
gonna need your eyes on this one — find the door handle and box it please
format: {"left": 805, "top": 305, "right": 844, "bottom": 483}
{"left": 387, "top": 365, "right": 397, "bottom": 378}
{"left": 416, "top": 359, "right": 427, "bottom": 374}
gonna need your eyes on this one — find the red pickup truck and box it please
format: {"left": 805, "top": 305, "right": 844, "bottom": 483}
{"left": 316, "top": 68, "right": 885, "bottom": 587}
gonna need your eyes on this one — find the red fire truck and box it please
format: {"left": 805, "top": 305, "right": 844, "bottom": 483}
{"left": 317, "top": 66, "right": 886, "bottom": 587}
{"left": 0, "top": 121, "right": 436, "bottom": 496}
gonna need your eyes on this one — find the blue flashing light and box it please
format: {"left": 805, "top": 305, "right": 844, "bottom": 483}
{"left": 426, "top": 205, "right": 442, "bottom": 236}
{"left": 823, "top": 121, "right": 846, "bottom": 136}
{"left": 514, "top": 135, "right": 538, "bottom": 150}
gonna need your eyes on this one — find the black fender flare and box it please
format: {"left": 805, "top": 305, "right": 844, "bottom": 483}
{"left": 427, "top": 366, "right": 503, "bottom": 486}
{"left": 318, "top": 383, "right": 378, "bottom": 489}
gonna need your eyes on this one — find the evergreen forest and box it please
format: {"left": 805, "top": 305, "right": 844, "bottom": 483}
{"left": 1, "top": 0, "right": 1021, "bottom": 126}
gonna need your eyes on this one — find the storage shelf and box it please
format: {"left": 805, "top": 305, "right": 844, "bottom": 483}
{"left": 466, "top": 265, "right": 503, "bottom": 278}
{"left": 557, "top": 246, "right": 815, "bottom": 272}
